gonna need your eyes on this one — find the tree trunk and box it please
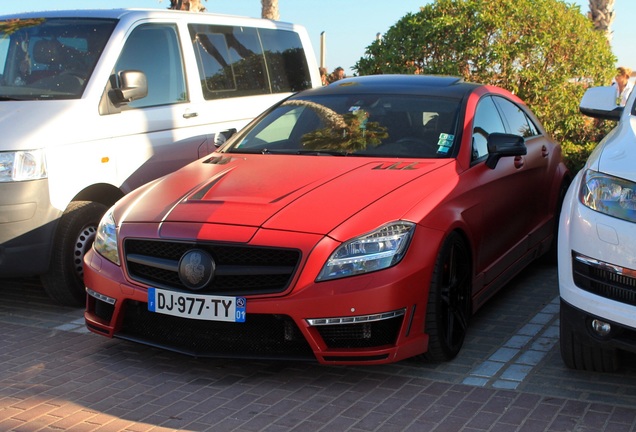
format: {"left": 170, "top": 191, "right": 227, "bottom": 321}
{"left": 168, "top": 0, "right": 206, "bottom": 12}
{"left": 588, "top": 0, "right": 615, "bottom": 42}
{"left": 261, "top": 0, "right": 279, "bottom": 20}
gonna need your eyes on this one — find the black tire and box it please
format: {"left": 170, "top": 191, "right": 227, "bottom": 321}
{"left": 41, "top": 201, "right": 108, "bottom": 307}
{"left": 543, "top": 179, "right": 570, "bottom": 264}
{"left": 559, "top": 309, "right": 619, "bottom": 372}
{"left": 424, "top": 232, "right": 472, "bottom": 362}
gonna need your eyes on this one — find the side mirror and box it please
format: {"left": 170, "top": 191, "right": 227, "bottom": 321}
{"left": 109, "top": 70, "right": 148, "bottom": 105}
{"left": 214, "top": 128, "right": 238, "bottom": 147}
{"left": 485, "top": 133, "right": 526, "bottom": 169}
{"left": 579, "top": 86, "right": 623, "bottom": 121}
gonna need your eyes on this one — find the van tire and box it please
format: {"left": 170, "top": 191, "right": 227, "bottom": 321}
{"left": 41, "top": 201, "right": 108, "bottom": 307}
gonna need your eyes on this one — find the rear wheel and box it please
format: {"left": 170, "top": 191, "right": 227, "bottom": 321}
{"left": 41, "top": 201, "right": 108, "bottom": 307}
{"left": 424, "top": 232, "right": 472, "bottom": 362}
{"left": 559, "top": 309, "right": 619, "bottom": 372}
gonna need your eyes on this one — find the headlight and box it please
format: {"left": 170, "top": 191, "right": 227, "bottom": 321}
{"left": 317, "top": 221, "right": 415, "bottom": 281}
{"left": 580, "top": 170, "right": 636, "bottom": 222}
{"left": 0, "top": 150, "right": 47, "bottom": 182}
{"left": 93, "top": 208, "right": 120, "bottom": 265}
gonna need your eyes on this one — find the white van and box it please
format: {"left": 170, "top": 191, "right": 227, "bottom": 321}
{"left": 0, "top": 9, "right": 320, "bottom": 305}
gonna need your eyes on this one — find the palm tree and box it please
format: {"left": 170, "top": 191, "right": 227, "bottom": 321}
{"left": 167, "top": 0, "right": 278, "bottom": 20}
{"left": 167, "top": 0, "right": 206, "bottom": 12}
{"left": 261, "top": 0, "right": 279, "bottom": 20}
{"left": 588, "top": 0, "right": 615, "bottom": 42}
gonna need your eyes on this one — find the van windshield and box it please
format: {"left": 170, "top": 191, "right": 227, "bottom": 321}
{"left": 0, "top": 18, "right": 116, "bottom": 100}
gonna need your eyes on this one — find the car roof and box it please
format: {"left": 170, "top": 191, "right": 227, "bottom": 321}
{"left": 0, "top": 8, "right": 280, "bottom": 24}
{"left": 302, "top": 75, "right": 482, "bottom": 99}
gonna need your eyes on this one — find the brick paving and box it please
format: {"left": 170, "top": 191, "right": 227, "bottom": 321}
{"left": 1, "top": 262, "right": 635, "bottom": 431}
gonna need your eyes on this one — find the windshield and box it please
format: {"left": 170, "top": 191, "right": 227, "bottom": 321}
{"left": 0, "top": 18, "right": 117, "bottom": 100}
{"left": 225, "top": 94, "right": 461, "bottom": 158}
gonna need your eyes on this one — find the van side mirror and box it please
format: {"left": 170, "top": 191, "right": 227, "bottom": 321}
{"left": 579, "top": 86, "right": 623, "bottom": 121}
{"left": 109, "top": 70, "right": 148, "bottom": 105}
{"left": 485, "top": 133, "right": 526, "bottom": 169}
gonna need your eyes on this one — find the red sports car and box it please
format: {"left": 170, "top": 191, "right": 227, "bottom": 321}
{"left": 84, "top": 75, "right": 569, "bottom": 365}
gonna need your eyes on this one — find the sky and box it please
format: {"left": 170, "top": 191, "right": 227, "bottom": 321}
{"left": 0, "top": 0, "right": 633, "bottom": 76}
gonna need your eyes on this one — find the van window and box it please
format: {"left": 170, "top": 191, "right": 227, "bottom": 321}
{"left": 189, "top": 24, "right": 312, "bottom": 100}
{"left": 0, "top": 18, "right": 116, "bottom": 99}
{"left": 259, "top": 28, "right": 313, "bottom": 93}
{"left": 115, "top": 24, "right": 186, "bottom": 108}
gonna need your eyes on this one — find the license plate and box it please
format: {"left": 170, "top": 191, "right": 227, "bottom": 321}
{"left": 148, "top": 288, "right": 246, "bottom": 322}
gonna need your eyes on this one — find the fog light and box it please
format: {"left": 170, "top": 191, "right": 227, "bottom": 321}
{"left": 86, "top": 288, "right": 116, "bottom": 305}
{"left": 591, "top": 319, "right": 611, "bottom": 337}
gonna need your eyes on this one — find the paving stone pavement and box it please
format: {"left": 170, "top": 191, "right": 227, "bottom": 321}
{"left": 1, "top": 261, "right": 636, "bottom": 431}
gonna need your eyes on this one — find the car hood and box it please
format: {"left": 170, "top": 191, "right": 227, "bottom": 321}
{"left": 117, "top": 153, "right": 454, "bottom": 236}
{"left": 592, "top": 117, "right": 636, "bottom": 182}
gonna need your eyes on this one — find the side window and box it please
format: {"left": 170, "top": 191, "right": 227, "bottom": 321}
{"left": 472, "top": 96, "right": 505, "bottom": 161}
{"left": 493, "top": 96, "right": 540, "bottom": 138}
{"left": 258, "top": 28, "right": 312, "bottom": 93}
{"left": 115, "top": 24, "right": 186, "bottom": 109}
{"left": 189, "top": 24, "right": 268, "bottom": 100}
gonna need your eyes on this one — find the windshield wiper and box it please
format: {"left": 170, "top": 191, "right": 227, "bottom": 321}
{"left": 293, "top": 149, "right": 350, "bottom": 156}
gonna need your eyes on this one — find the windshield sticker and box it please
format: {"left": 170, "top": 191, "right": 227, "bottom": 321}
{"left": 437, "top": 133, "right": 454, "bottom": 154}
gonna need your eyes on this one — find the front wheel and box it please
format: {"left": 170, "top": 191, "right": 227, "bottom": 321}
{"left": 41, "top": 201, "right": 108, "bottom": 307}
{"left": 424, "top": 232, "right": 472, "bottom": 362}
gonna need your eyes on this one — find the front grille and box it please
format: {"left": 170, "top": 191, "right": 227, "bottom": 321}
{"left": 316, "top": 316, "right": 403, "bottom": 349}
{"left": 572, "top": 252, "right": 636, "bottom": 306}
{"left": 118, "top": 301, "right": 315, "bottom": 360}
{"left": 124, "top": 239, "right": 300, "bottom": 295}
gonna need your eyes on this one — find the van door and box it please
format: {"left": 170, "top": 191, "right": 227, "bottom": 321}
{"left": 98, "top": 23, "right": 214, "bottom": 192}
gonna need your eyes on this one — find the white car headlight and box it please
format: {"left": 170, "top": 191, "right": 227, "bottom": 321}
{"left": 317, "top": 221, "right": 415, "bottom": 281}
{"left": 0, "top": 150, "right": 47, "bottom": 182}
{"left": 580, "top": 169, "right": 636, "bottom": 222}
{"left": 93, "top": 208, "right": 120, "bottom": 265}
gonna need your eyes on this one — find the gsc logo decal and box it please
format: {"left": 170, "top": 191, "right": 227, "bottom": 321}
{"left": 372, "top": 162, "right": 421, "bottom": 171}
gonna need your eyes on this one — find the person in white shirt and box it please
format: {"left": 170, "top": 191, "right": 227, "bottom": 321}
{"left": 614, "top": 66, "right": 634, "bottom": 107}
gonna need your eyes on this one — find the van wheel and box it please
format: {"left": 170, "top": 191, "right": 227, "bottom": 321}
{"left": 423, "top": 232, "right": 471, "bottom": 362}
{"left": 559, "top": 309, "right": 619, "bottom": 372}
{"left": 41, "top": 201, "right": 108, "bottom": 307}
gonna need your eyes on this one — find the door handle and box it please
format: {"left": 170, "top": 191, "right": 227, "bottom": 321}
{"left": 514, "top": 156, "right": 524, "bottom": 169}
{"left": 541, "top": 145, "right": 549, "bottom": 158}
{"left": 183, "top": 110, "right": 198, "bottom": 119}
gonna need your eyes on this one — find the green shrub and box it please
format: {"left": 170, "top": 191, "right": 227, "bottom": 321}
{"left": 354, "top": 0, "right": 616, "bottom": 175}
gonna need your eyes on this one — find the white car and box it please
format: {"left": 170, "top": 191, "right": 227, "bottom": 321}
{"left": 559, "top": 84, "right": 636, "bottom": 372}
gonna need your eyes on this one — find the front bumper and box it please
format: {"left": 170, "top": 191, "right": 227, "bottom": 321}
{"left": 83, "top": 226, "right": 442, "bottom": 365}
{"left": 560, "top": 298, "right": 636, "bottom": 355}
{"left": 0, "top": 179, "right": 61, "bottom": 276}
